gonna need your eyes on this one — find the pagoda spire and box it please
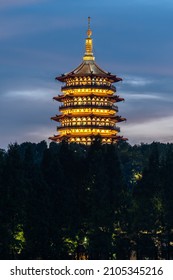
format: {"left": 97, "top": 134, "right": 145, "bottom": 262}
{"left": 87, "top": 16, "right": 91, "bottom": 37}
{"left": 83, "top": 16, "right": 95, "bottom": 61}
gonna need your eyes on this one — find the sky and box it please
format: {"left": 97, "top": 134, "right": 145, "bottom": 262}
{"left": 0, "top": 0, "right": 173, "bottom": 149}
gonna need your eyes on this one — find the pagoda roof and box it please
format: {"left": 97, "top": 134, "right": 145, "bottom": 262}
{"left": 56, "top": 60, "right": 122, "bottom": 83}
{"left": 51, "top": 114, "right": 126, "bottom": 122}
{"left": 49, "top": 134, "right": 127, "bottom": 142}
{"left": 56, "top": 17, "right": 122, "bottom": 84}
{"left": 109, "top": 95, "right": 124, "bottom": 102}
{"left": 53, "top": 94, "right": 124, "bottom": 102}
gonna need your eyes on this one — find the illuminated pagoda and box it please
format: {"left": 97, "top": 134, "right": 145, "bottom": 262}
{"left": 49, "top": 17, "right": 126, "bottom": 145}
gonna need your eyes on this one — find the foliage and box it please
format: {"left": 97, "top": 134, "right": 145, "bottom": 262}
{"left": 0, "top": 140, "right": 173, "bottom": 259}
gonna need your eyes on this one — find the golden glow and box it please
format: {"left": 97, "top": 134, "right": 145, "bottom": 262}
{"left": 61, "top": 108, "right": 116, "bottom": 116}
{"left": 50, "top": 18, "right": 125, "bottom": 145}
{"left": 62, "top": 98, "right": 115, "bottom": 108}
{"left": 62, "top": 88, "right": 114, "bottom": 95}
{"left": 61, "top": 116, "right": 116, "bottom": 128}
{"left": 83, "top": 17, "right": 95, "bottom": 61}
{"left": 83, "top": 55, "right": 95, "bottom": 61}
{"left": 57, "top": 127, "right": 118, "bottom": 137}
{"left": 14, "top": 225, "right": 25, "bottom": 254}
{"left": 134, "top": 172, "right": 143, "bottom": 181}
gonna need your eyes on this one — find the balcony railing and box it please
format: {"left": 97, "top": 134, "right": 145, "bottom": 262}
{"left": 61, "top": 84, "right": 116, "bottom": 92}
{"left": 59, "top": 104, "right": 118, "bottom": 111}
{"left": 57, "top": 124, "right": 120, "bottom": 132}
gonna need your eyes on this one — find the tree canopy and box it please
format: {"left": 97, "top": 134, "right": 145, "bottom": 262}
{"left": 0, "top": 140, "right": 173, "bottom": 259}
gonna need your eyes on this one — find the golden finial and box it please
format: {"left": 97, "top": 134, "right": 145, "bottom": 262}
{"left": 83, "top": 16, "right": 94, "bottom": 61}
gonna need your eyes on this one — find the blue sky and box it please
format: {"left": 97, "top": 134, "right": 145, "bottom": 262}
{"left": 0, "top": 0, "right": 173, "bottom": 148}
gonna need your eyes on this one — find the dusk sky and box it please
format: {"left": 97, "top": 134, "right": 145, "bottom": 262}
{"left": 1, "top": 0, "right": 173, "bottom": 149}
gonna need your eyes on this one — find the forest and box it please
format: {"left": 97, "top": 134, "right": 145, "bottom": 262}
{"left": 0, "top": 139, "right": 173, "bottom": 260}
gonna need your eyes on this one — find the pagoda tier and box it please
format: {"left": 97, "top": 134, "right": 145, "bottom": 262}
{"left": 49, "top": 17, "right": 126, "bottom": 145}
{"left": 49, "top": 134, "right": 127, "bottom": 144}
{"left": 53, "top": 94, "right": 124, "bottom": 103}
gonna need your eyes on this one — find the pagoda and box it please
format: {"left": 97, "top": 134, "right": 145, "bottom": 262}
{"left": 49, "top": 17, "right": 126, "bottom": 145}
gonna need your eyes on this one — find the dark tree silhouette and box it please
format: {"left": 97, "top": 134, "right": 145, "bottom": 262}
{"left": 0, "top": 140, "right": 173, "bottom": 259}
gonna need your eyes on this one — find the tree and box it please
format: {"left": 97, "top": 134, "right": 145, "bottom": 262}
{"left": 86, "top": 142, "right": 127, "bottom": 259}
{"left": 0, "top": 143, "right": 25, "bottom": 259}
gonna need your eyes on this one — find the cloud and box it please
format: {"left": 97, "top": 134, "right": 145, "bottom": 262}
{"left": 5, "top": 88, "right": 56, "bottom": 101}
{"left": 0, "top": 12, "right": 78, "bottom": 40}
{"left": 0, "top": 125, "right": 54, "bottom": 150}
{"left": 122, "top": 92, "right": 164, "bottom": 100}
{"left": 120, "top": 115, "right": 173, "bottom": 144}
{"left": 0, "top": 0, "right": 46, "bottom": 9}
{"left": 123, "top": 76, "right": 154, "bottom": 86}
{"left": 0, "top": 87, "right": 58, "bottom": 149}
